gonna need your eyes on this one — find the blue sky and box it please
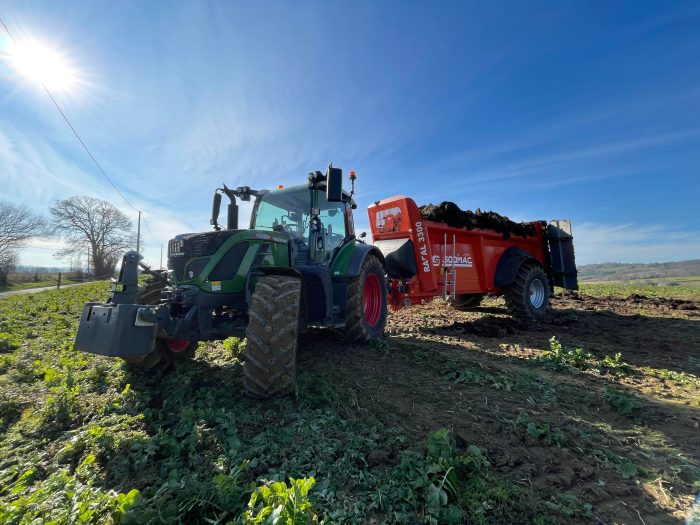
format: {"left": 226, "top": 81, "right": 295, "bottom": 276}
{"left": 1, "top": 1, "right": 699, "bottom": 267}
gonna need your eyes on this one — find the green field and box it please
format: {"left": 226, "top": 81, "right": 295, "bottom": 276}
{"left": 579, "top": 279, "right": 700, "bottom": 299}
{"left": 0, "top": 273, "right": 84, "bottom": 294}
{"left": 0, "top": 280, "right": 63, "bottom": 293}
{"left": 0, "top": 282, "right": 698, "bottom": 524}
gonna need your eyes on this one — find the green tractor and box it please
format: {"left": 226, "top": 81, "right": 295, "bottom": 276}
{"left": 74, "top": 165, "right": 388, "bottom": 397}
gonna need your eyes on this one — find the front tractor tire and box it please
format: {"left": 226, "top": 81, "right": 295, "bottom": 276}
{"left": 243, "top": 275, "right": 302, "bottom": 399}
{"left": 504, "top": 263, "right": 550, "bottom": 319}
{"left": 123, "top": 276, "right": 196, "bottom": 371}
{"left": 346, "top": 255, "right": 388, "bottom": 342}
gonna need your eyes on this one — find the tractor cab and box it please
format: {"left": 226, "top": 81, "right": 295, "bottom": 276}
{"left": 251, "top": 183, "right": 355, "bottom": 267}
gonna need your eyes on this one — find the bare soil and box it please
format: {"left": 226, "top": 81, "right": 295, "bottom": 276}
{"left": 299, "top": 291, "right": 700, "bottom": 524}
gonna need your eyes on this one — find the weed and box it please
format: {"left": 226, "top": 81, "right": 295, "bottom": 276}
{"left": 646, "top": 367, "right": 699, "bottom": 386}
{"left": 243, "top": 477, "right": 317, "bottom": 524}
{"left": 0, "top": 455, "right": 142, "bottom": 524}
{"left": 444, "top": 366, "right": 486, "bottom": 384}
{"left": 0, "top": 333, "right": 19, "bottom": 353}
{"left": 589, "top": 449, "right": 641, "bottom": 480}
{"left": 544, "top": 494, "right": 592, "bottom": 517}
{"left": 222, "top": 336, "right": 246, "bottom": 357}
{"left": 515, "top": 413, "right": 567, "bottom": 446}
{"left": 370, "top": 338, "right": 390, "bottom": 353}
{"left": 374, "top": 429, "right": 488, "bottom": 524}
{"left": 537, "top": 337, "right": 592, "bottom": 370}
{"left": 598, "top": 353, "right": 632, "bottom": 376}
{"left": 605, "top": 387, "right": 639, "bottom": 417}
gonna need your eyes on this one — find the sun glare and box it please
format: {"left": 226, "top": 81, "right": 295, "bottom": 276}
{"left": 7, "top": 39, "right": 77, "bottom": 91}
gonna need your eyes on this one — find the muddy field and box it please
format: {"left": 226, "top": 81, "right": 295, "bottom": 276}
{"left": 301, "top": 290, "right": 700, "bottom": 524}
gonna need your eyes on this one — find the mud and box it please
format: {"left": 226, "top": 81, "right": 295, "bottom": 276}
{"left": 419, "top": 201, "right": 536, "bottom": 239}
{"left": 299, "top": 291, "right": 700, "bottom": 524}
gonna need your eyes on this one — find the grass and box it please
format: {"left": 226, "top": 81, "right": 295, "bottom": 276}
{"left": 0, "top": 279, "right": 63, "bottom": 293}
{"left": 578, "top": 281, "right": 700, "bottom": 299}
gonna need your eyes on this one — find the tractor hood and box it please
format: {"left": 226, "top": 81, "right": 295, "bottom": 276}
{"left": 168, "top": 229, "right": 244, "bottom": 281}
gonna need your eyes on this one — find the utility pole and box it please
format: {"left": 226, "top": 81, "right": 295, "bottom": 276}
{"left": 160, "top": 243, "right": 163, "bottom": 269}
{"left": 136, "top": 211, "right": 141, "bottom": 255}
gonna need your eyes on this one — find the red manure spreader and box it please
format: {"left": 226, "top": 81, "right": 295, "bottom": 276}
{"left": 368, "top": 196, "right": 578, "bottom": 318}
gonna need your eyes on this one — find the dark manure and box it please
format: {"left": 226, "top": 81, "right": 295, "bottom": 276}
{"left": 419, "top": 201, "right": 536, "bottom": 239}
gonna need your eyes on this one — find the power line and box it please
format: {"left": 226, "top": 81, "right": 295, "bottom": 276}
{"left": 0, "top": 14, "right": 160, "bottom": 247}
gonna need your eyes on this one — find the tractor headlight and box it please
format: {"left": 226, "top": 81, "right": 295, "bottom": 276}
{"left": 168, "top": 239, "right": 185, "bottom": 257}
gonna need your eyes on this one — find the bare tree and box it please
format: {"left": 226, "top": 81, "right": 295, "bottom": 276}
{"left": 0, "top": 202, "right": 46, "bottom": 284}
{"left": 0, "top": 251, "right": 18, "bottom": 285}
{"left": 50, "top": 196, "right": 136, "bottom": 278}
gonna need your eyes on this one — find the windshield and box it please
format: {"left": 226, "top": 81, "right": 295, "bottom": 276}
{"left": 253, "top": 186, "right": 311, "bottom": 235}
{"left": 252, "top": 185, "right": 350, "bottom": 262}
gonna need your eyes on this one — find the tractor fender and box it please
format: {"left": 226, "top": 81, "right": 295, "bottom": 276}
{"left": 494, "top": 247, "right": 540, "bottom": 287}
{"left": 345, "top": 243, "right": 386, "bottom": 278}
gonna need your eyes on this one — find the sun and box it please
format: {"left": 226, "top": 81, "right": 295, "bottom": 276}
{"left": 7, "top": 39, "right": 77, "bottom": 91}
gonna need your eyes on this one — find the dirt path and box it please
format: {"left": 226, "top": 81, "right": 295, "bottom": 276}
{"left": 300, "top": 292, "right": 700, "bottom": 524}
{"left": 0, "top": 281, "right": 95, "bottom": 298}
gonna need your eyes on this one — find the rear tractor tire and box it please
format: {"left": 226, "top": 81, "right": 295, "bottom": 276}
{"left": 504, "top": 263, "right": 550, "bottom": 319}
{"left": 453, "top": 293, "right": 484, "bottom": 311}
{"left": 243, "top": 275, "right": 302, "bottom": 398}
{"left": 345, "top": 255, "right": 388, "bottom": 342}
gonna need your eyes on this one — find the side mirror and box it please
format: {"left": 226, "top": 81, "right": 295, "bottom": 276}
{"left": 326, "top": 164, "right": 343, "bottom": 202}
{"left": 211, "top": 192, "right": 222, "bottom": 228}
{"left": 360, "top": 232, "right": 367, "bottom": 239}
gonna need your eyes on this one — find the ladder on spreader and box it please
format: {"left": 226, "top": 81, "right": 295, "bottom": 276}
{"left": 442, "top": 233, "right": 457, "bottom": 300}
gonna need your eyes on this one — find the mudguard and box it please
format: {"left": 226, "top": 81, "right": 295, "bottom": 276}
{"left": 344, "top": 243, "right": 386, "bottom": 278}
{"left": 494, "top": 247, "right": 538, "bottom": 288}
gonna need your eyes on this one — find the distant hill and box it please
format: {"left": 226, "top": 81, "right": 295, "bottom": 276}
{"left": 578, "top": 259, "right": 700, "bottom": 282}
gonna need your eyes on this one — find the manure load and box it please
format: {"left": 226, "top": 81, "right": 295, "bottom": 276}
{"left": 419, "top": 201, "right": 535, "bottom": 239}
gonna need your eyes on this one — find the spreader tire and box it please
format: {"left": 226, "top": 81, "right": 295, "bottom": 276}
{"left": 504, "top": 263, "right": 550, "bottom": 319}
{"left": 345, "top": 255, "right": 388, "bottom": 343}
{"left": 244, "top": 275, "right": 301, "bottom": 398}
{"left": 453, "top": 294, "right": 484, "bottom": 311}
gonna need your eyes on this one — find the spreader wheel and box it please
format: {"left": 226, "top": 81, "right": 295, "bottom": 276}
{"left": 504, "top": 263, "right": 550, "bottom": 319}
{"left": 243, "top": 275, "right": 302, "bottom": 398}
{"left": 345, "top": 255, "right": 388, "bottom": 342}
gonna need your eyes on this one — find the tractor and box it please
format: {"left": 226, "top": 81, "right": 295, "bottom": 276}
{"left": 74, "top": 165, "right": 387, "bottom": 397}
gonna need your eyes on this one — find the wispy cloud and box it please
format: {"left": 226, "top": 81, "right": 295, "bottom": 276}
{"left": 574, "top": 222, "right": 700, "bottom": 265}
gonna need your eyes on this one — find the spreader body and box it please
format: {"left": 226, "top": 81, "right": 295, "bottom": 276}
{"left": 368, "top": 196, "right": 577, "bottom": 309}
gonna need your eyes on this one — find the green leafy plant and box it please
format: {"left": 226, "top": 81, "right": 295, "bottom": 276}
{"left": 373, "top": 429, "right": 491, "bottom": 524}
{"left": 223, "top": 337, "right": 246, "bottom": 357}
{"left": 243, "top": 477, "right": 317, "bottom": 524}
{"left": 605, "top": 387, "right": 639, "bottom": 416}
{"left": 537, "top": 337, "right": 592, "bottom": 370}
{"left": 598, "top": 353, "right": 632, "bottom": 376}
{"left": 0, "top": 333, "right": 20, "bottom": 353}
{"left": 0, "top": 455, "right": 142, "bottom": 524}
{"left": 515, "top": 413, "right": 567, "bottom": 446}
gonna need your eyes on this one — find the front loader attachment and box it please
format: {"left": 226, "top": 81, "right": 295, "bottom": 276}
{"left": 73, "top": 251, "right": 159, "bottom": 357}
